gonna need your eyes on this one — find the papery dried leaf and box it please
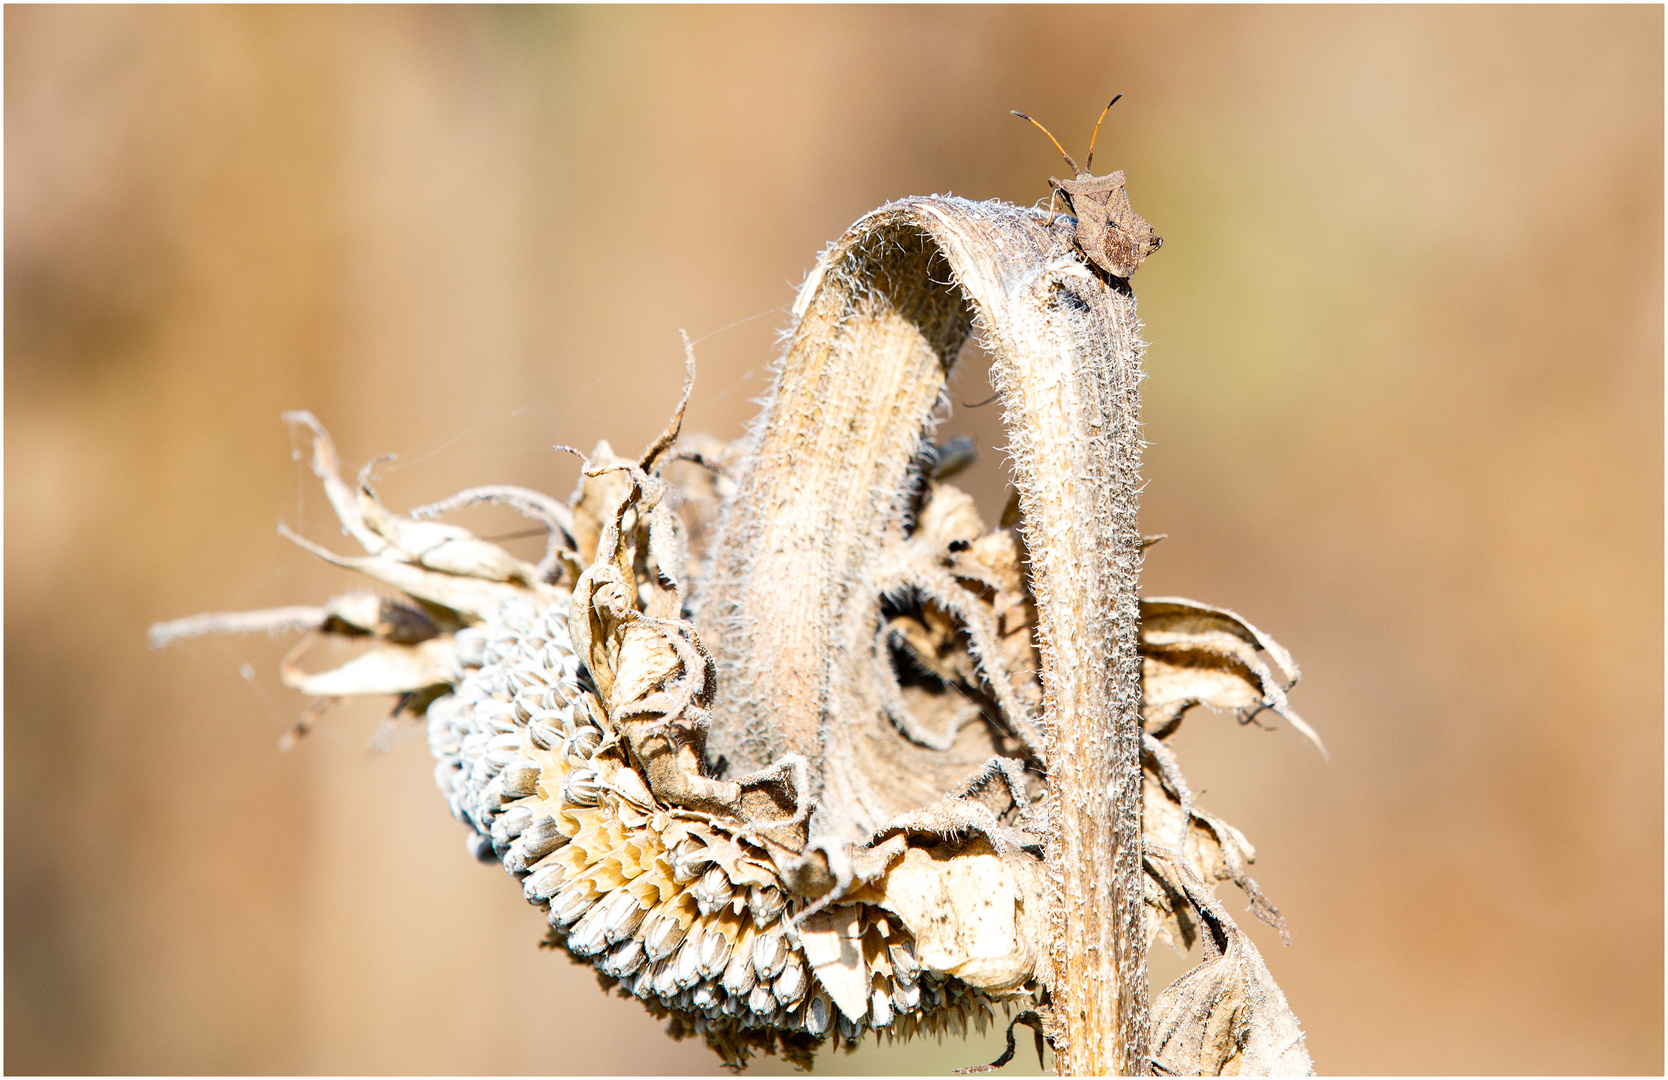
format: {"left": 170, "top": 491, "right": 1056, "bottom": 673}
{"left": 873, "top": 840, "right": 1045, "bottom": 996}
{"left": 798, "top": 905, "right": 871, "bottom": 1021}
{"left": 1144, "top": 777, "right": 1289, "bottom": 950}
{"left": 1145, "top": 846, "right": 1312, "bottom": 1077}
{"left": 1140, "top": 596, "right": 1324, "bottom": 756}
{"left": 280, "top": 636, "right": 458, "bottom": 698}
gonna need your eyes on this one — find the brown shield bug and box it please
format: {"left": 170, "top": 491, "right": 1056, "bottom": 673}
{"left": 1011, "top": 94, "right": 1163, "bottom": 278}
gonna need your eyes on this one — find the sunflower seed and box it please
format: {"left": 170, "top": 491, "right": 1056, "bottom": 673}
{"left": 499, "top": 760, "right": 541, "bottom": 799}
{"left": 673, "top": 929, "right": 704, "bottom": 988}
{"left": 600, "top": 888, "right": 647, "bottom": 943}
{"left": 527, "top": 719, "right": 560, "bottom": 751}
{"left": 491, "top": 804, "right": 533, "bottom": 846}
{"left": 747, "top": 884, "right": 785, "bottom": 925}
{"left": 668, "top": 838, "right": 709, "bottom": 883}
{"left": 752, "top": 930, "right": 788, "bottom": 980}
{"left": 484, "top": 733, "right": 523, "bottom": 768}
{"left": 642, "top": 911, "right": 688, "bottom": 961}
{"left": 773, "top": 951, "right": 807, "bottom": 1007}
{"left": 603, "top": 937, "right": 646, "bottom": 978}
{"left": 465, "top": 830, "right": 495, "bottom": 863}
{"left": 567, "top": 896, "right": 613, "bottom": 956}
{"left": 721, "top": 942, "right": 757, "bottom": 996}
{"left": 692, "top": 866, "right": 735, "bottom": 915}
{"left": 892, "top": 980, "right": 921, "bottom": 1012}
{"left": 477, "top": 701, "right": 517, "bottom": 733}
{"left": 562, "top": 769, "right": 602, "bottom": 807}
{"left": 548, "top": 881, "right": 597, "bottom": 927}
{"left": 888, "top": 940, "right": 920, "bottom": 981}
{"left": 804, "top": 993, "right": 833, "bottom": 1037}
{"left": 523, "top": 863, "right": 566, "bottom": 903}
{"left": 453, "top": 628, "right": 487, "bottom": 667}
{"left": 651, "top": 955, "right": 681, "bottom": 999}
{"left": 748, "top": 982, "right": 776, "bottom": 1016}
{"left": 691, "top": 984, "right": 718, "bottom": 1011}
{"left": 504, "top": 815, "right": 565, "bottom": 872}
{"left": 697, "top": 925, "right": 733, "bottom": 977}
{"left": 870, "top": 987, "right": 893, "bottom": 1027}
{"left": 568, "top": 725, "right": 602, "bottom": 760}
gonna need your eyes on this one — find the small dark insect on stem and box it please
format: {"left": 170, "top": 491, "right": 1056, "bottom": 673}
{"left": 1009, "top": 95, "right": 1162, "bottom": 279}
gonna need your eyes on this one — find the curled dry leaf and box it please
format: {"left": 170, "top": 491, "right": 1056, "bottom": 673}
{"left": 151, "top": 196, "right": 1315, "bottom": 1074}
{"left": 1145, "top": 845, "right": 1312, "bottom": 1076}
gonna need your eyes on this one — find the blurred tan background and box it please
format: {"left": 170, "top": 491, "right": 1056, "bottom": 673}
{"left": 6, "top": 6, "right": 1661, "bottom": 1075}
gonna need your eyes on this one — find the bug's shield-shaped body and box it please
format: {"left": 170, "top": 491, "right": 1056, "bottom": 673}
{"left": 1051, "top": 168, "right": 1162, "bottom": 279}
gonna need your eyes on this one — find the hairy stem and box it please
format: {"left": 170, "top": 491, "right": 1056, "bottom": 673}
{"left": 696, "top": 196, "right": 1149, "bottom": 1072}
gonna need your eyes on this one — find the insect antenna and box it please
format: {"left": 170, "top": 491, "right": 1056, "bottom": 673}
{"left": 1011, "top": 110, "right": 1081, "bottom": 175}
{"left": 1084, "top": 93, "right": 1122, "bottom": 173}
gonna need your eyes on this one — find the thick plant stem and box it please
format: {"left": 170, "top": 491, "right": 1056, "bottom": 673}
{"left": 698, "top": 196, "right": 1150, "bottom": 1072}
{"left": 987, "top": 262, "right": 1148, "bottom": 1075}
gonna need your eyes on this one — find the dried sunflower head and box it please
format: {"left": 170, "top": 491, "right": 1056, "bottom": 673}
{"left": 152, "top": 195, "right": 1315, "bottom": 1075}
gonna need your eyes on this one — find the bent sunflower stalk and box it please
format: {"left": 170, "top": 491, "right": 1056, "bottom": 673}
{"left": 152, "top": 195, "right": 1315, "bottom": 1075}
